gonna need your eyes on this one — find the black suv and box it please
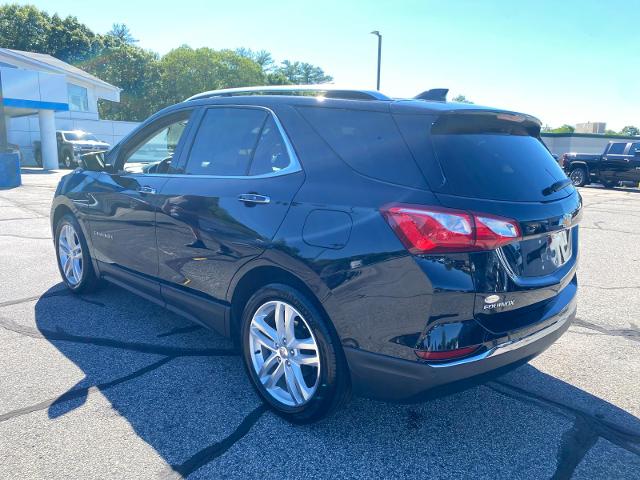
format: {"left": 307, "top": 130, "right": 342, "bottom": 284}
{"left": 50, "top": 86, "right": 581, "bottom": 423}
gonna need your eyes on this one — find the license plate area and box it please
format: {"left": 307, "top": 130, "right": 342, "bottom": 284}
{"left": 500, "top": 227, "right": 573, "bottom": 278}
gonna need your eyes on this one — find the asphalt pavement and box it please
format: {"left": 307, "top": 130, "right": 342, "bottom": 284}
{"left": 0, "top": 169, "right": 639, "bottom": 479}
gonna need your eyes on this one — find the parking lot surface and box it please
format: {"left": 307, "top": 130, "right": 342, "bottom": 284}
{"left": 1, "top": 170, "right": 639, "bottom": 479}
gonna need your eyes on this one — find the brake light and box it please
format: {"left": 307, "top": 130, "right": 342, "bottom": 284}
{"left": 381, "top": 204, "right": 521, "bottom": 253}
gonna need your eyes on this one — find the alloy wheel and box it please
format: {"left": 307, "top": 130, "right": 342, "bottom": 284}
{"left": 248, "top": 300, "right": 320, "bottom": 406}
{"left": 58, "top": 223, "right": 83, "bottom": 285}
{"left": 570, "top": 169, "right": 585, "bottom": 186}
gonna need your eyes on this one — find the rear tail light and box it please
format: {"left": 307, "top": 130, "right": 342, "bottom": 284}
{"left": 381, "top": 204, "right": 521, "bottom": 254}
{"left": 415, "top": 345, "right": 480, "bottom": 362}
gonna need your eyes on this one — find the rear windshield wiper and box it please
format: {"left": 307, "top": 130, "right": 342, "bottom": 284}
{"left": 543, "top": 178, "right": 572, "bottom": 196}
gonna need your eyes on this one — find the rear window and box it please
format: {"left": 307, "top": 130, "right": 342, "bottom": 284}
{"left": 401, "top": 113, "right": 572, "bottom": 202}
{"left": 297, "top": 107, "right": 426, "bottom": 187}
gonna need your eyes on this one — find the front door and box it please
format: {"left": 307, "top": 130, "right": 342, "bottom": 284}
{"left": 88, "top": 109, "right": 194, "bottom": 294}
{"left": 155, "top": 106, "right": 304, "bottom": 326}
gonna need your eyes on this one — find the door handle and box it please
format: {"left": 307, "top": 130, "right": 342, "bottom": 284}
{"left": 137, "top": 186, "right": 157, "bottom": 194}
{"left": 238, "top": 193, "right": 270, "bottom": 204}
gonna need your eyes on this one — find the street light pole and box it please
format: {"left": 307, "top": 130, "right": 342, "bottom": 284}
{"left": 370, "top": 31, "right": 382, "bottom": 90}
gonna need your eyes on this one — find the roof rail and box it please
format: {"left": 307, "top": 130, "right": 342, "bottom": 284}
{"left": 186, "top": 85, "right": 391, "bottom": 102}
{"left": 414, "top": 88, "right": 449, "bottom": 102}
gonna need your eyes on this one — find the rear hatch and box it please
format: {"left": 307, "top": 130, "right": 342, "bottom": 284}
{"left": 395, "top": 109, "right": 581, "bottom": 334}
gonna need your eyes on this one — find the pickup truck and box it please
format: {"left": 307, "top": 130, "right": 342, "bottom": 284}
{"left": 563, "top": 141, "right": 640, "bottom": 188}
{"left": 34, "top": 130, "right": 110, "bottom": 169}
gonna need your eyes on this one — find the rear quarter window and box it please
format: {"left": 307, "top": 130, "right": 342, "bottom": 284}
{"left": 297, "top": 107, "right": 427, "bottom": 188}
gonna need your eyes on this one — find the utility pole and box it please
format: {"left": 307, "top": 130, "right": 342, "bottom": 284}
{"left": 370, "top": 31, "right": 382, "bottom": 91}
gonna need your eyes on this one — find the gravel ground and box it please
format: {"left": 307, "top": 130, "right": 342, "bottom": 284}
{"left": 0, "top": 169, "right": 638, "bottom": 479}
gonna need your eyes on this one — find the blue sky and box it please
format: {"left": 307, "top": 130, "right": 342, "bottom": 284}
{"left": 19, "top": 0, "right": 639, "bottom": 129}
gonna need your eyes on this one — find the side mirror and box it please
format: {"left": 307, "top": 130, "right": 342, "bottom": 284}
{"left": 79, "top": 151, "right": 111, "bottom": 172}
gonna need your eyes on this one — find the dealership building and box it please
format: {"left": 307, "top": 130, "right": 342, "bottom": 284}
{"left": 0, "top": 48, "right": 138, "bottom": 168}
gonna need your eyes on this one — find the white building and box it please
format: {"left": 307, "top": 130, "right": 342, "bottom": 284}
{"left": 0, "top": 48, "right": 139, "bottom": 168}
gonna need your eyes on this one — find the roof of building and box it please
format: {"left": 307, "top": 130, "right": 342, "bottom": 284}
{"left": 0, "top": 48, "right": 119, "bottom": 91}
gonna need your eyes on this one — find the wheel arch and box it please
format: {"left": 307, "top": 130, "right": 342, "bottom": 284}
{"left": 228, "top": 263, "right": 335, "bottom": 344}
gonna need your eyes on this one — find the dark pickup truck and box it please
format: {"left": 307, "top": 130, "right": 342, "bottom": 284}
{"left": 563, "top": 141, "right": 640, "bottom": 188}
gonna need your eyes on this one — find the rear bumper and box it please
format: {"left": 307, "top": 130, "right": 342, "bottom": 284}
{"left": 344, "top": 295, "right": 576, "bottom": 402}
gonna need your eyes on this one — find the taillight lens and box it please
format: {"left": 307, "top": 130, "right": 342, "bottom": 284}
{"left": 415, "top": 345, "right": 480, "bottom": 361}
{"left": 381, "top": 204, "right": 521, "bottom": 253}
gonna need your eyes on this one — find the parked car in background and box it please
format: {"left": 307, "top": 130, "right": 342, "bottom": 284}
{"left": 562, "top": 141, "right": 640, "bottom": 188}
{"left": 50, "top": 86, "right": 581, "bottom": 422}
{"left": 35, "top": 130, "right": 110, "bottom": 169}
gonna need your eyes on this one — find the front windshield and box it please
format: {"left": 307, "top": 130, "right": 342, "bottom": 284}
{"left": 62, "top": 131, "right": 99, "bottom": 142}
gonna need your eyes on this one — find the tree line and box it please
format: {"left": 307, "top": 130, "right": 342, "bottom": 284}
{"left": 543, "top": 125, "right": 639, "bottom": 136}
{"left": 0, "top": 4, "right": 333, "bottom": 121}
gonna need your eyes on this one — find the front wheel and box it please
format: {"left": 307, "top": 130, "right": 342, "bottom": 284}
{"left": 240, "top": 284, "right": 350, "bottom": 423}
{"left": 569, "top": 167, "right": 588, "bottom": 187}
{"left": 60, "top": 150, "right": 75, "bottom": 169}
{"left": 55, "top": 214, "right": 101, "bottom": 293}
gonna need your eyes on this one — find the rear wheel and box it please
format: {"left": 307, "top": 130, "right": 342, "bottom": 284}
{"left": 55, "top": 214, "right": 101, "bottom": 293}
{"left": 240, "top": 284, "right": 350, "bottom": 423}
{"left": 569, "top": 167, "right": 587, "bottom": 187}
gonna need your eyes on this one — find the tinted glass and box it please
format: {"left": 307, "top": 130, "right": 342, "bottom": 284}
{"left": 63, "top": 131, "right": 98, "bottom": 141}
{"left": 185, "top": 108, "right": 267, "bottom": 176}
{"left": 125, "top": 117, "right": 189, "bottom": 170}
{"left": 430, "top": 132, "right": 570, "bottom": 201}
{"left": 608, "top": 143, "right": 626, "bottom": 155}
{"left": 249, "top": 116, "right": 291, "bottom": 175}
{"left": 632, "top": 143, "right": 640, "bottom": 154}
{"left": 298, "top": 107, "right": 426, "bottom": 187}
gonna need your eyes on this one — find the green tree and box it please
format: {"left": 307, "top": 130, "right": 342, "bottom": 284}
{"left": 107, "top": 23, "right": 137, "bottom": 44}
{"left": 0, "top": 4, "right": 50, "bottom": 53}
{"left": 620, "top": 125, "right": 639, "bottom": 136}
{"left": 549, "top": 124, "right": 575, "bottom": 133}
{"left": 451, "top": 94, "right": 473, "bottom": 104}
{"left": 158, "top": 46, "right": 264, "bottom": 106}
{"left": 80, "top": 43, "right": 162, "bottom": 121}
{"left": 277, "top": 60, "right": 333, "bottom": 84}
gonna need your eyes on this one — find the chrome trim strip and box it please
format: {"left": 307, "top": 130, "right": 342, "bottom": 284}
{"left": 428, "top": 305, "right": 573, "bottom": 368}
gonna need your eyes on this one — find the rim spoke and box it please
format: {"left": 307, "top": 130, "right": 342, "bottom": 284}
{"left": 285, "top": 362, "right": 311, "bottom": 404}
{"left": 291, "top": 337, "right": 318, "bottom": 351}
{"left": 258, "top": 353, "right": 279, "bottom": 379}
{"left": 293, "top": 353, "right": 319, "bottom": 367}
{"left": 252, "top": 315, "right": 277, "bottom": 343}
{"left": 283, "top": 304, "right": 296, "bottom": 343}
{"left": 72, "top": 258, "right": 82, "bottom": 281}
{"left": 264, "top": 361, "right": 284, "bottom": 389}
{"left": 274, "top": 302, "right": 286, "bottom": 338}
{"left": 251, "top": 327, "right": 277, "bottom": 352}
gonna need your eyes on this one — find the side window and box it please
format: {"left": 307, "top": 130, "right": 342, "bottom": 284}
{"left": 249, "top": 116, "right": 291, "bottom": 175}
{"left": 124, "top": 114, "right": 190, "bottom": 173}
{"left": 185, "top": 108, "right": 267, "bottom": 176}
{"left": 631, "top": 143, "right": 640, "bottom": 155}
{"left": 607, "top": 143, "right": 626, "bottom": 155}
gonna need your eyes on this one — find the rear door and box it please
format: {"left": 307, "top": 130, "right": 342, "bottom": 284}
{"left": 623, "top": 142, "right": 640, "bottom": 183}
{"left": 600, "top": 142, "right": 630, "bottom": 182}
{"left": 155, "top": 106, "right": 304, "bottom": 327}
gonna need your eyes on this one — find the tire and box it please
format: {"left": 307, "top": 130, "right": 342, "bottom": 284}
{"left": 60, "top": 150, "right": 74, "bottom": 169}
{"left": 569, "top": 167, "right": 587, "bottom": 187}
{"left": 54, "top": 214, "right": 101, "bottom": 293}
{"left": 240, "top": 284, "right": 351, "bottom": 423}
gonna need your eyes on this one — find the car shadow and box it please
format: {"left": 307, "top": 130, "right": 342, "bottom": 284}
{"left": 28, "top": 283, "right": 640, "bottom": 478}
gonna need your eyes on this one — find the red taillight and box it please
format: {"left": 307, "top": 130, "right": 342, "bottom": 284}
{"left": 381, "top": 204, "right": 521, "bottom": 254}
{"left": 415, "top": 345, "right": 480, "bottom": 361}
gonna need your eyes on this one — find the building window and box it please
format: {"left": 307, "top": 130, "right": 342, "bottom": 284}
{"left": 68, "top": 84, "right": 89, "bottom": 112}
